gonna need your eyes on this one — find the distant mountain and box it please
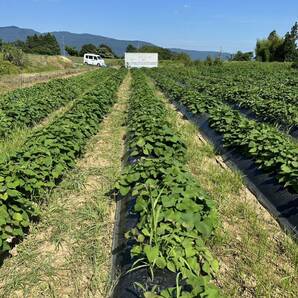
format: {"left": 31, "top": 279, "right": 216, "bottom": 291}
{"left": 170, "top": 48, "right": 232, "bottom": 60}
{"left": 51, "top": 31, "right": 153, "bottom": 57}
{"left": 0, "top": 26, "right": 153, "bottom": 57}
{"left": 0, "top": 26, "right": 39, "bottom": 42}
{"left": 0, "top": 26, "right": 231, "bottom": 60}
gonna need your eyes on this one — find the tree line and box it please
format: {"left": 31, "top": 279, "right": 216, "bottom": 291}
{"left": 1, "top": 21, "right": 297, "bottom": 67}
{"left": 65, "top": 43, "right": 117, "bottom": 58}
{"left": 125, "top": 44, "right": 193, "bottom": 62}
{"left": 231, "top": 21, "right": 298, "bottom": 63}
{"left": 66, "top": 43, "right": 194, "bottom": 62}
{"left": 0, "top": 33, "right": 61, "bottom": 66}
{"left": 7, "top": 33, "right": 60, "bottom": 55}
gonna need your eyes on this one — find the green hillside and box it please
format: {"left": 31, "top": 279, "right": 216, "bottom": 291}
{"left": 0, "top": 26, "right": 232, "bottom": 60}
{"left": 0, "top": 53, "right": 75, "bottom": 75}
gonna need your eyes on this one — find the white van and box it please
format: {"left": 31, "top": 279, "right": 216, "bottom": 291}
{"left": 83, "top": 53, "right": 106, "bottom": 67}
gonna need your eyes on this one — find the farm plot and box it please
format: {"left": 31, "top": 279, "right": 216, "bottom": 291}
{"left": 150, "top": 75, "right": 298, "bottom": 297}
{"left": 113, "top": 70, "right": 220, "bottom": 297}
{"left": 0, "top": 70, "right": 101, "bottom": 139}
{"left": 0, "top": 65, "right": 297, "bottom": 298}
{"left": 150, "top": 67, "right": 298, "bottom": 134}
{"left": 0, "top": 72, "right": 130, "bottom": 298}
{"left": 147, "top": 65, "right": 298, "bottom": 235}
{"left": 0, "top": 68, "right": 126, "bottom": 255}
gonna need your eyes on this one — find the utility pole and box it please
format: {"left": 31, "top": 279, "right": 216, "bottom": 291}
{"left": 62, "top": 35, "right": 65, "bottom": 56}
{"left": 219, "top": 46, "right": 222, "bottom": 59}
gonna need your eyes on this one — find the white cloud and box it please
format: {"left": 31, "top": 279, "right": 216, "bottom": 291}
{"left": 183, "top": 4, "right": 191, "bottom": 8}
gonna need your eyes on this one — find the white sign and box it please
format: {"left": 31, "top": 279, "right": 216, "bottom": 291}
{"left": 125, "top": 53, "right": 158, "bottom": 68}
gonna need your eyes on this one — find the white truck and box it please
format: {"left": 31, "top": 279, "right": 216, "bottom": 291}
{"left": 83, "top": 53, "right": 106, "bottom": 67}
{"left": 125, "top": 53, "right": 158, "bottom": 68}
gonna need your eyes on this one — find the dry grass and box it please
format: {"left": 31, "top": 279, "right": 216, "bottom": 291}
{"left": 0, "top": 73, "right": 131, "bottom": 298}
{"left": 0, "top": 67, "right": 91, "bottom": 95}
{"left": 151, "top": 79, "right": 298, "bottom": 298}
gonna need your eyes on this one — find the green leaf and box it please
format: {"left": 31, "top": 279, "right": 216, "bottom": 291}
{"left": 166, "top": 261, "right": 176, "bottom": 272}
{"left": 7, "top": 189, "right": 20, "bottom": 197}
{"left": 136, "top": 138, "right": 145, "bottom": 147}
{"left": 155, "top": 256, "right": 167, "bottom": 269}
{"left": 144, "top": 245, "right": 159, "bottom": 263}
{"left": 119, "top": 186, "right": 130, "bottom": 196}
{"left": 211, "top": 259, "right": 219, "bottom": 273}
{"left": 137, "top": 234, "right": 145, "bottom": 242}
{"left": 0, "top": 193, "right": 8, "bottom": 201}
{"left": 281, "top": 164, "right": 292, "bottom": 173}
{"left": 13, "top": 213, "right": 23, "bottom": 222}
{"left": 142, "top": 228, "right": 150, "bottom": 237}
{"left": 202, "top": 262, "right": 210, "bottom": 274}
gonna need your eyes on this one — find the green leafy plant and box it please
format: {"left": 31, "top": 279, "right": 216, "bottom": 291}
{"left": 0, "top": 69, "right": 126, "bottom": 254}
{"left": 147, "top": 66, "right": 298, "bottom": 193}
{"left": 115, "top": 70, "right": 220, "bottom": 297}
{"left": 0, "top": 70, "right": 103, "bottom": 138}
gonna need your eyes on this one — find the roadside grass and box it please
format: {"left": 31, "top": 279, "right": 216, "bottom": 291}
{"left": 149, "top": 77, "right": 298, "bottom": 298}
{"left": 0, "top": 53, "right": 79, "bottom": 76}
{"left": 0, "top": 52, "right": 82, "bottom": 93}
{"left": 0, "top": 73, "right": 130, "bottom": 297}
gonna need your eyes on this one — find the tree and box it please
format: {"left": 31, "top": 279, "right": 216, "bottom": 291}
{"left": 25, "top": 33, "right": 60, "bottom": 55}
{"left": 0, "top": 39, "right": 3, "bottom": 51}
{"left": 12, "top": 40, "right": 26, "bottom": 51}
{"left": 79, "top": 43, "right": 98, "bottom": 56}
{"left": 65, "top": 46, "right": 79, "bottom": 56}
{"left": 292, "top": 56, "right": 298, "bottom": 69}
{"left": 255, "top": 21, "right": 298, "bottom": 62}
{"left": 255, "top": 39, "right": 271, "bottom": 61}
{"left": 126, "top": 44, "right": 137, "bottom": 52}
{"left": 267, "top": 31, "right": 284, "bottom": 61}
{"left": 3, "top": 44, "right": 24, "bottom": 66}
{"left": 231, "top": 51, "right": 253, "bottom": 61}
{"left": 137, "top": 45, "right": 176, "bottom": 60}
{"left": 98, "top": 44, "right": 115, "bottom": 58}
{"left": 126, "top": 44, "right": 180, "bottom": 60}
{"left": 255, "top": 31, "right": 283, "bottom": 62}
{"left": 99, "top": 44, "right": 113, "bottom": 53}
{"left": 205, "top": 55, "right": 213, "bottom": 66}
{"left": 175, "top": 52, "right": 192, "bottom": 65}
{"left": 43, "top": 33, "right": 60, "bottom": 55}
{"left": 214, "top": 56, "right": 223, "bottom": 66}
{"left": 282, "top": 22, "right": 298, "bottom": 61}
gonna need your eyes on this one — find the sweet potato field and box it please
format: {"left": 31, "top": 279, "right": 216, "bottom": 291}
{"left": 0, "top": 63, "right": 297, "bottom": 298}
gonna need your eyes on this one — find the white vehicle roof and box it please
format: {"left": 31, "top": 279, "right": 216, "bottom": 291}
{"left": 84, "top": 53, "right": 102, "bottom": 57}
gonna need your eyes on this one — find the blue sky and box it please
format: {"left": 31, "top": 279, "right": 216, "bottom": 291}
{"left": 0, "top": 0, "right": 297, "bottom": 53}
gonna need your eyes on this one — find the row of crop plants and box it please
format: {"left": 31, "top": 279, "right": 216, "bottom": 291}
{"left": 0, "top": 68, "right": 126, "bottom": 254}
{"left": 0, "top": 70, "right": 101, "bottom": 138}
{"left": 147, "top": 69, "right": 298, "bottom": 194}
{"left": 183, "top": 63, "right": 297, "bottom": 93}
{"left": 187, "top": 77, "right": 298, "bottom": 130}
{"left": 171, "top": 64, "right": 297, "bottom": 96}
{"left": 152, "top": 68, "right": 298, "bottom": 131}
{"left": 114, "top": 70, "right": 220, "bottom": 297}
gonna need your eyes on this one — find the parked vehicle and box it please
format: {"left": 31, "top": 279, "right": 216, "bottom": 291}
{"left": 83, "top": 53, "right": 106, "bottom": 67}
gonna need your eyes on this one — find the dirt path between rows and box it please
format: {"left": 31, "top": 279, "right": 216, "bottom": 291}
{"left": 0, "top": 73, "right": 131, "bottom": 298}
